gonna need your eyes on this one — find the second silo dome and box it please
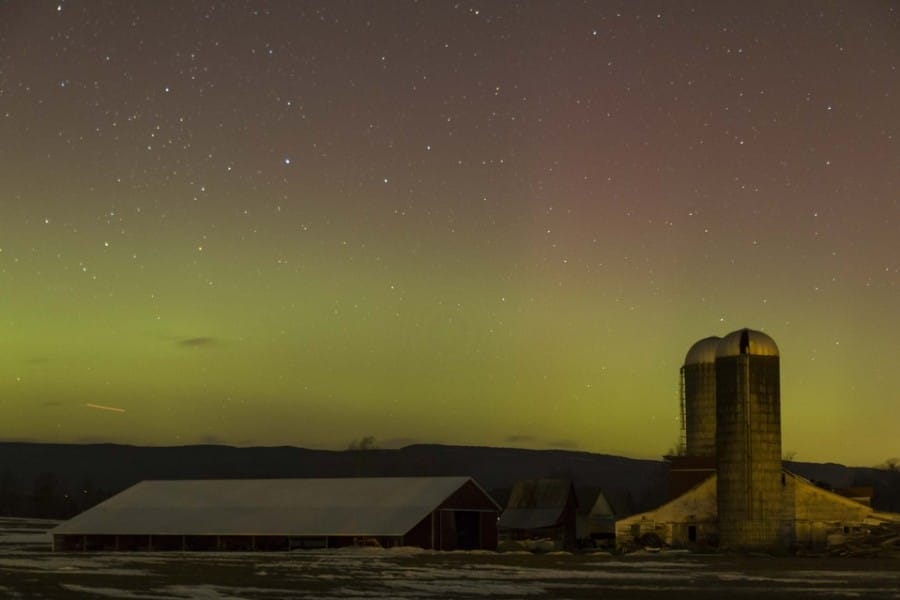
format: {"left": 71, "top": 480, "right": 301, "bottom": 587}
{"left": 682, "top": 336, "right": 721, "bottom": 457}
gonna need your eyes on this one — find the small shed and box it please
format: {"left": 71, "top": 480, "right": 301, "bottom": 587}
{"left": 576, "top": 490, "right": 616, "bottom": 547}
{"left": 51, "top": 476, "right": 500, "bottom": 552}
{"left": 498, "top": 478, "right": 578, "bottom": 551}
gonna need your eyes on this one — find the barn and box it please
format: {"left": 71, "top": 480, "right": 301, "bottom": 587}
{"left": 51, "top": 476, "right": 500, "bottom": 552}
{"left": 498, "top": 478, "right": 578, "bottom": 551}
{"left": 615, "top": 470, "right": 900, "bottom": 550}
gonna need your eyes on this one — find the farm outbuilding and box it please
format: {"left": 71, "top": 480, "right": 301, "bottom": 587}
{"left": 616, "top": 469, "right": 900, "bottom": 551}
{"left": 618, "top": 328, "right": 900, "bottom": 553}
{"left": 498, "top": 479, "right": 578, "bottom": 551}
{"left": 576, "top": 490, "right": 616, "bottom": 547}
{"left": 51, "top": 476, "right": 500, "bottom": 552}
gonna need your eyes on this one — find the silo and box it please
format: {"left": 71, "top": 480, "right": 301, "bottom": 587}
{"left": 682, "top": 337, "right": 721, "bottom": 457}
{"left": 715, "top": 328, "right": 782, "bottom": 550}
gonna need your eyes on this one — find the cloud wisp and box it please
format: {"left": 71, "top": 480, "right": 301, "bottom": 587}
{"left": 176, "top": 337, "right": 219, "bottom": 348}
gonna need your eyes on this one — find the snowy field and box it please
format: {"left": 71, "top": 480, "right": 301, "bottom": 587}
{"left": 1, "top": 519, "right": 899, "bottom": 599}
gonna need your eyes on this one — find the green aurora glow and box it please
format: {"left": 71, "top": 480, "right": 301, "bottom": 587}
{"left": 0, "top": 1, "right": 898, "bottom": 466}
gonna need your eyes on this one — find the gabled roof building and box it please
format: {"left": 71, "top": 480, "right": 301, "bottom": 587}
{"left": 51, "top": 476, "right": 500, "bottom": 552}
{"left": 584, "top": 490, "right": 616, "bottom": 543}
{"left": 498, "top": 478, "right": 578, "bottom": 551}
{"left": 616, "top": 470, "right": 899, "bottom": 550}
{"left": 619, "top": 329, "right": 900, "bottom": 552}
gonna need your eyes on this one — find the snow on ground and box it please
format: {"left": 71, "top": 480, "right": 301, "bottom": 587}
{"left": 2, "top": 522, "right": 900, "bottom": 599}
{"left": 59, "top": 585, "right": 160, "bottom": 599}
{"left": 62, "top": 583, "right": 309, "bottom": 599}
{"left": 0, "top": 519, "right": 57, "bottom": 552}
{"left": 0, "top": 555, "right": 151, "bottom": 576}
{"left": 7, "top": 552, "right": 900, "bottom": 599}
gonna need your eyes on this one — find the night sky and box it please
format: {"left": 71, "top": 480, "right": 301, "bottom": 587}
{"left": 1, "top": 1, "right": 897, "bottom": 466}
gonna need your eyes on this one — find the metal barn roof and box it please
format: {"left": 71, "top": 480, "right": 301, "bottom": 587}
{"left": 498, "top": 479, "right": 576, "bottom": 530}
{"left": 499, "top": 508, "right": 564, "bottom": 530}
{"left": 52, "top": 476, "right": 494, "bottom": 537}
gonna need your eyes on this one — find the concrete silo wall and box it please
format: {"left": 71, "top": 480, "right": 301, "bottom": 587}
{"left": 716, "top": 353, "right": 782, "bottom": 549}
{"left": 684, "top": 361, "right": 717, "bottom": 457}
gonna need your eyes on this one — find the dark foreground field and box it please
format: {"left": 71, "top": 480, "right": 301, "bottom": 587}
{"left": 1, "top": 519, "right": 899, "bottom": 599}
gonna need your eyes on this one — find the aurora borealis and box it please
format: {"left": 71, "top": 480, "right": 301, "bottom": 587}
{"left": 1, "top": 1, "right": 897, "bottom": 466}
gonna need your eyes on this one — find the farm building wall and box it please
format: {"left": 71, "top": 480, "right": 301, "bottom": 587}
{"left": 615, "top": 471, "right": 890, "bottom": 550}
{"left": 404, "top": 479, "right": 499, "bottom": 550}
{"left": 52, "top": 533, "right": 408, "bottom": 552}
{"left": 667, "top": 455, "right": 716, "bottom": 500}
{"left": 615, "top": 474, "right": 718, "bottom": 548}
{"left": 783, "top": 473, "right": 875, "bottom": 548}
{"left": 51, "top": 476, "right": 499, "bottom": 552}
{"left": 498, "top": 479, "right": 579, "bottom": 551}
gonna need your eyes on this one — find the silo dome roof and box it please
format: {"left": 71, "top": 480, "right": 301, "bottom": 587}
{"left": 716, "top": 328, "right": 779, "bottom": 357}
{"left": 684, "top": 336, "right": 722, "bottom": 365}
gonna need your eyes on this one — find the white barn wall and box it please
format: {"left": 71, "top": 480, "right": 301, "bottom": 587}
{"left": 615, "top": 471, "right": 899, "bottom": 550}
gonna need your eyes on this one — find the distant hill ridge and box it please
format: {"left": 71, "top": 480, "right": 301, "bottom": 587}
{"left": 0, "top": 442, "right": 897, "bottom": 520}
